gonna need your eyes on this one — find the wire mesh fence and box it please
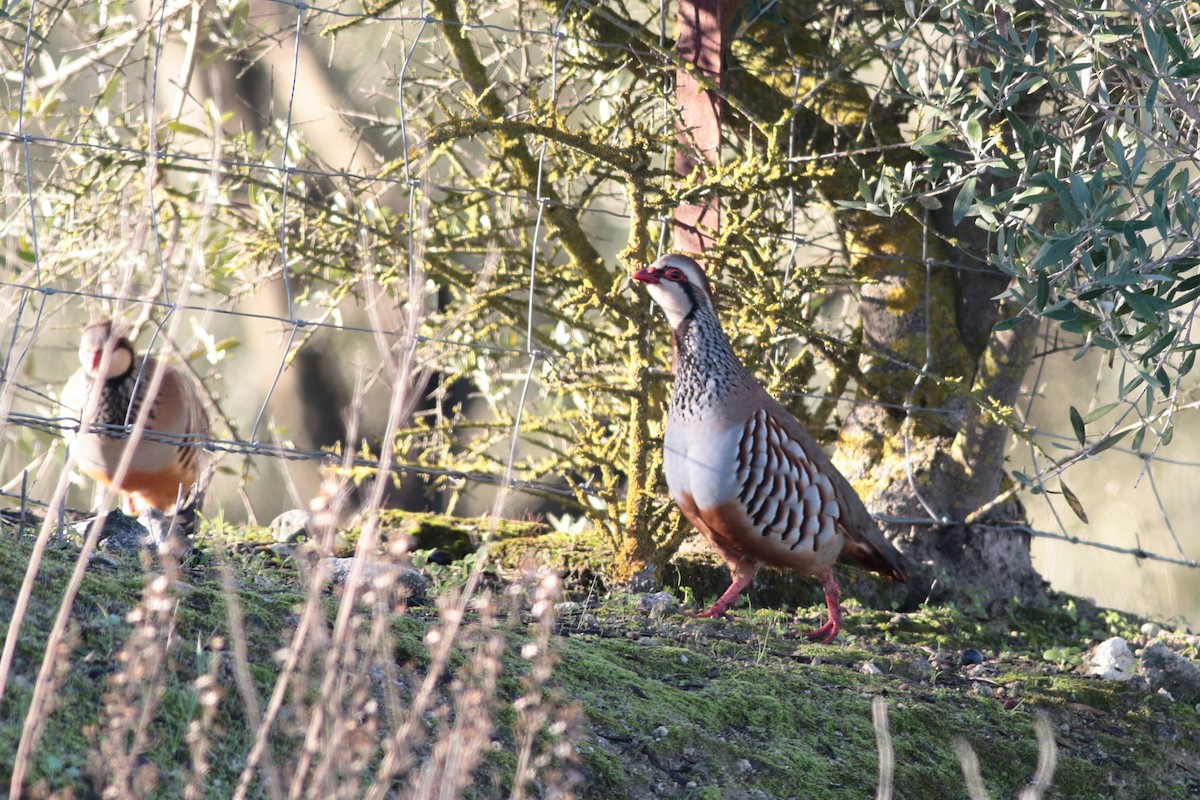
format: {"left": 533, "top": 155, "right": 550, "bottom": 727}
{"left": 0, "top": 0, "right": 1197, "bottom": 627}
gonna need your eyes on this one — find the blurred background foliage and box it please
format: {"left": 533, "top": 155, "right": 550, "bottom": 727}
{"left": 1, "top": 0, "right": 1198, "bottom": 625}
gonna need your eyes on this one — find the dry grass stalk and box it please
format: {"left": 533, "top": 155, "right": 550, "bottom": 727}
{"left": 409, "top": 592, "right": 504, "bottom": 800}
{"left": 952, "top": 737, "right": 991, "bottom": 800}
{"left": 872, "top": 696, "right": 893, "bottom": 800}
{"left": 509, "top": 567, "right": 581, "bottom": 800}
{"left": 954, "top": 711, "right": 1058, "bottom": 800}
{"left": 183, "top": 637, "right": 225, "bottom": 800}
{"left": 1018, "top": 714, "right": 1058, "bottom": 800}
{"left": 95, "top": 574, "right": 178, "bottom": 798}
{"left": 218, "top": 562, "right": 286, "bottom": 800}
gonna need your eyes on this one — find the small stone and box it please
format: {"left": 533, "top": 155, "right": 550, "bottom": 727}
{"left": 738, "top": 759, "right": 752, "bottom": 772}
{"left": 1141, "top": 622, "right": 1162, "bottom": 638}
{"left": 960, "top": 648, "right": 985, "bottom": 666}
{"left": 652, "top": 725, "right": 669, "bottom": 739}
{"left": 636, "top": 591, "right": 680, "bottom": 618}
{"left": 860, "top": 660, "right": 884, "bottom": 676}
{"left": 1157, "top": 687, "right": 1175, "bottom": 701}
{"left": 321, "top": 557, "right": 426, "bottom": 603}
{"left": 929, "top": 650, "right": 955, "bottom": 670}
{"left": 1086, "top": 637, "right": 1135, "bottom": 681}
{"left": 686, "top": 782, "right": 697, "bottom": 789}
{"left": 426, "top": 549, "right": 455, "bottom": 566}
{"left": 1140, "top": 640, "right": 1200, "bottom": 704}
{"left": 906, "top": 657, "right": 933, "bottom": 682}
{"left": 271, "top": 509, "right": 312, "bottom": 543}
{"left": 1003, "top": 698, "right": 1019, "bottom": 710}
{"left": 973, "top": 684, "right": 994, "bottom": 698}
{"left": 680, "top": 654, "right": 688, "bottom": 663}
{"left": 555, "top": 601, "right": 584, "bottom": 616}
{"left": 967, "top": 664, "right": 987, "bottom": 678}
{"left": 85, "top": 510, "right": 149, "bottom": 553}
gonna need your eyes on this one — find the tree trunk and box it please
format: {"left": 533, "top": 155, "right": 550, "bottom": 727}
{"left": 721, "top": 5, "right": 1050, "bottom": 606}
{"left": 836, "top": 3, "right": 1054, "bottom": 607}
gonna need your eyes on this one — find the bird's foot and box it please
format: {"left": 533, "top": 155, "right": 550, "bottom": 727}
{"left": 138, "top": 508, "right": 170, "bottom": 545}
{"left": 803, "top": 570, "right": 843, "bottom": 644}
{"left": 685, "top": 569, "right": 755, "bottom": 621}
{"left": 684, "top": 605, "right": 728, "bottom": 620}
{"left": 137, "top": 508, "right": 193, "bottom": 559}
{"left": 804, "top": 618, "right": 839, "bottom": 644}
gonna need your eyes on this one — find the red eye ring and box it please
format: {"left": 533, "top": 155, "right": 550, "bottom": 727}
{"left": 663, "top": 267, "right": 687, "bottom": 282}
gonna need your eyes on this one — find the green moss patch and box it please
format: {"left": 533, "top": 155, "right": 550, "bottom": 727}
{"left": 0, "top": 515, "right": 1197, "bottom": 799}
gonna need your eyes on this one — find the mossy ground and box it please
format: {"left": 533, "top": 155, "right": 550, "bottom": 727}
{"left": 0, "top": 513, "right": 1196, "bottom": 799}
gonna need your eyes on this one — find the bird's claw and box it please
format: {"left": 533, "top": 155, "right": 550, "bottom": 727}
{"left": 684, "top": 608, "right": 725, "bottom": 619}
{"left": 804, "top": 620, "right": 839, "bottom": 644}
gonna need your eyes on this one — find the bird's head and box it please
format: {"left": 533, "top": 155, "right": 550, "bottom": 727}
{"left": 630, "top": 254, "right": 715, "bottom": 329}
{"left": 78, "top": 319, "right": 134, "bottom": 379}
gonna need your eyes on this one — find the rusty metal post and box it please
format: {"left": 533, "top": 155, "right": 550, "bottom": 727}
{"left": 672, "top": 0, "right": 726, "bottom": 254}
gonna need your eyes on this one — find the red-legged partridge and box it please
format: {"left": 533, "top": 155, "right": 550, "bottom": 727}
{"left": 60, "top": 319, "right": 209, "bottom": 515}
{"left": 632, "top": 254, "right": 906, "bottom": 642}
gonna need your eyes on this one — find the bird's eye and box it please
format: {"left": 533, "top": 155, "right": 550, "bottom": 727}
{"left": 663, "top": 268, "right": 687, "bottom": 282}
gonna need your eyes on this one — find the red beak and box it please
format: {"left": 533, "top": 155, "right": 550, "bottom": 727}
{"left": 89, "top": 350, "right": 103, "bottom": 373}
{"left": 630, "top": 268, "right": 659, "bottom": 284}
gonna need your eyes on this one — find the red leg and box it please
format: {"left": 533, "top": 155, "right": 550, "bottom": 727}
{"left": 804, "top": 570, "right": 842, "bottom": 643}
{"left": 687, "top": 563, "right": 756, "bottom": 619}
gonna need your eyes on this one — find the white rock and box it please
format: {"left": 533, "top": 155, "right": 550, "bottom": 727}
{"left": 859, "top": 660, "right": 884, "bottom": 676}
{"left": 1141, "top": 622, "right": 1162, "bottom": 638}
{"left": 1085, "top": 637, "right": 1135, "bottom": 681}
{"left": 271, "top": 508, "right": 312, "bottom": 543}
{"left": 321, "top": 557, "right": 426, "bottom": 602}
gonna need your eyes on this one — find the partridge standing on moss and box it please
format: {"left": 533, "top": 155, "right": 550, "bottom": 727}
{"left": 60, "top": 319, "right": 209, "bottom": 515}
{"left": 632, "top": 254, "right": 906, "bottom": 642}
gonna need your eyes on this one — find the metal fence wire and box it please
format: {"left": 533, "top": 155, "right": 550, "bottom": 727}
{"left": 0, "top": 0, "right": 1197, "bottom": 623}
